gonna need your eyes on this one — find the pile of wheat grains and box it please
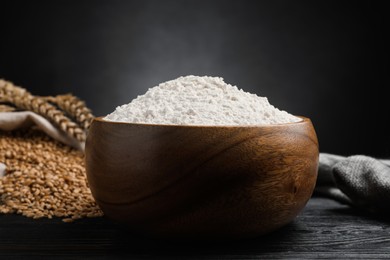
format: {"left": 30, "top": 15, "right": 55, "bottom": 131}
{"left": 0, "top": 127, "right": 103, "bottom": 222}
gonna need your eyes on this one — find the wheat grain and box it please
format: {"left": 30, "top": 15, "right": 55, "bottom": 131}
{"left": 0, "top": 128, "right": 103, "bottom": 222}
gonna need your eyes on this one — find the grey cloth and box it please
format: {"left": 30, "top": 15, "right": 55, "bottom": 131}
{"left": 316, "top": 153, "right": 390, "bottom": 214}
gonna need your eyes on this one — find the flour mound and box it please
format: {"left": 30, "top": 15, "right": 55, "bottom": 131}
{"left": 104, "top": 75, "right": 301, "bottom": 126}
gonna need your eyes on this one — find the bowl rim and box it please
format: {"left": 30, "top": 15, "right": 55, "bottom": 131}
{"left": 91, "top": 116, "right": 311, "bottom": 128}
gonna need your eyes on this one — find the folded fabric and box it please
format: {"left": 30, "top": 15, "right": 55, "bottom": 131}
{"left": 315, "top": 153, "right": 390, "bottom": 214}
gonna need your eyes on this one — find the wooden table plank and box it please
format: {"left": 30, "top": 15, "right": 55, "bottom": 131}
{"left": 0, "top": 197, "right": 389, "bottom": 259}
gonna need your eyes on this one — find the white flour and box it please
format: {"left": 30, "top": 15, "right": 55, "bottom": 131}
{"left": 104, "top": 75, "right": 301, "bottom": 125}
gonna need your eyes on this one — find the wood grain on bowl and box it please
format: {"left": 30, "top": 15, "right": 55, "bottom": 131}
{"left": 85, "top": 117, "right": 319, "bottom": 239}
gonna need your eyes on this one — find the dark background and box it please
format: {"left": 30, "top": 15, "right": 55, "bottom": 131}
{"left": 0, "top": 0, "right": 388, "bottom": 157}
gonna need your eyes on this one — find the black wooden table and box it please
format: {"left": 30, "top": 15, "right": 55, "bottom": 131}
{"left": 0, "top": 197, "right": 389, "bottom": 259}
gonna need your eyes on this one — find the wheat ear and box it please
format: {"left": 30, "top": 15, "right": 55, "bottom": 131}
{"left": 0, "top": 79, "right": 86, "bottom": 142}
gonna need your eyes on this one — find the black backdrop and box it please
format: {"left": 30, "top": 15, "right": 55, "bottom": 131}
{"left": 0, "top": 0, "right": 388, "bottom": 157}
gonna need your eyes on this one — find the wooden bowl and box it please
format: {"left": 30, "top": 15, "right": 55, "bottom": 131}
{"left": 85, "top": 117, "right": 319, "bottom": 239}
